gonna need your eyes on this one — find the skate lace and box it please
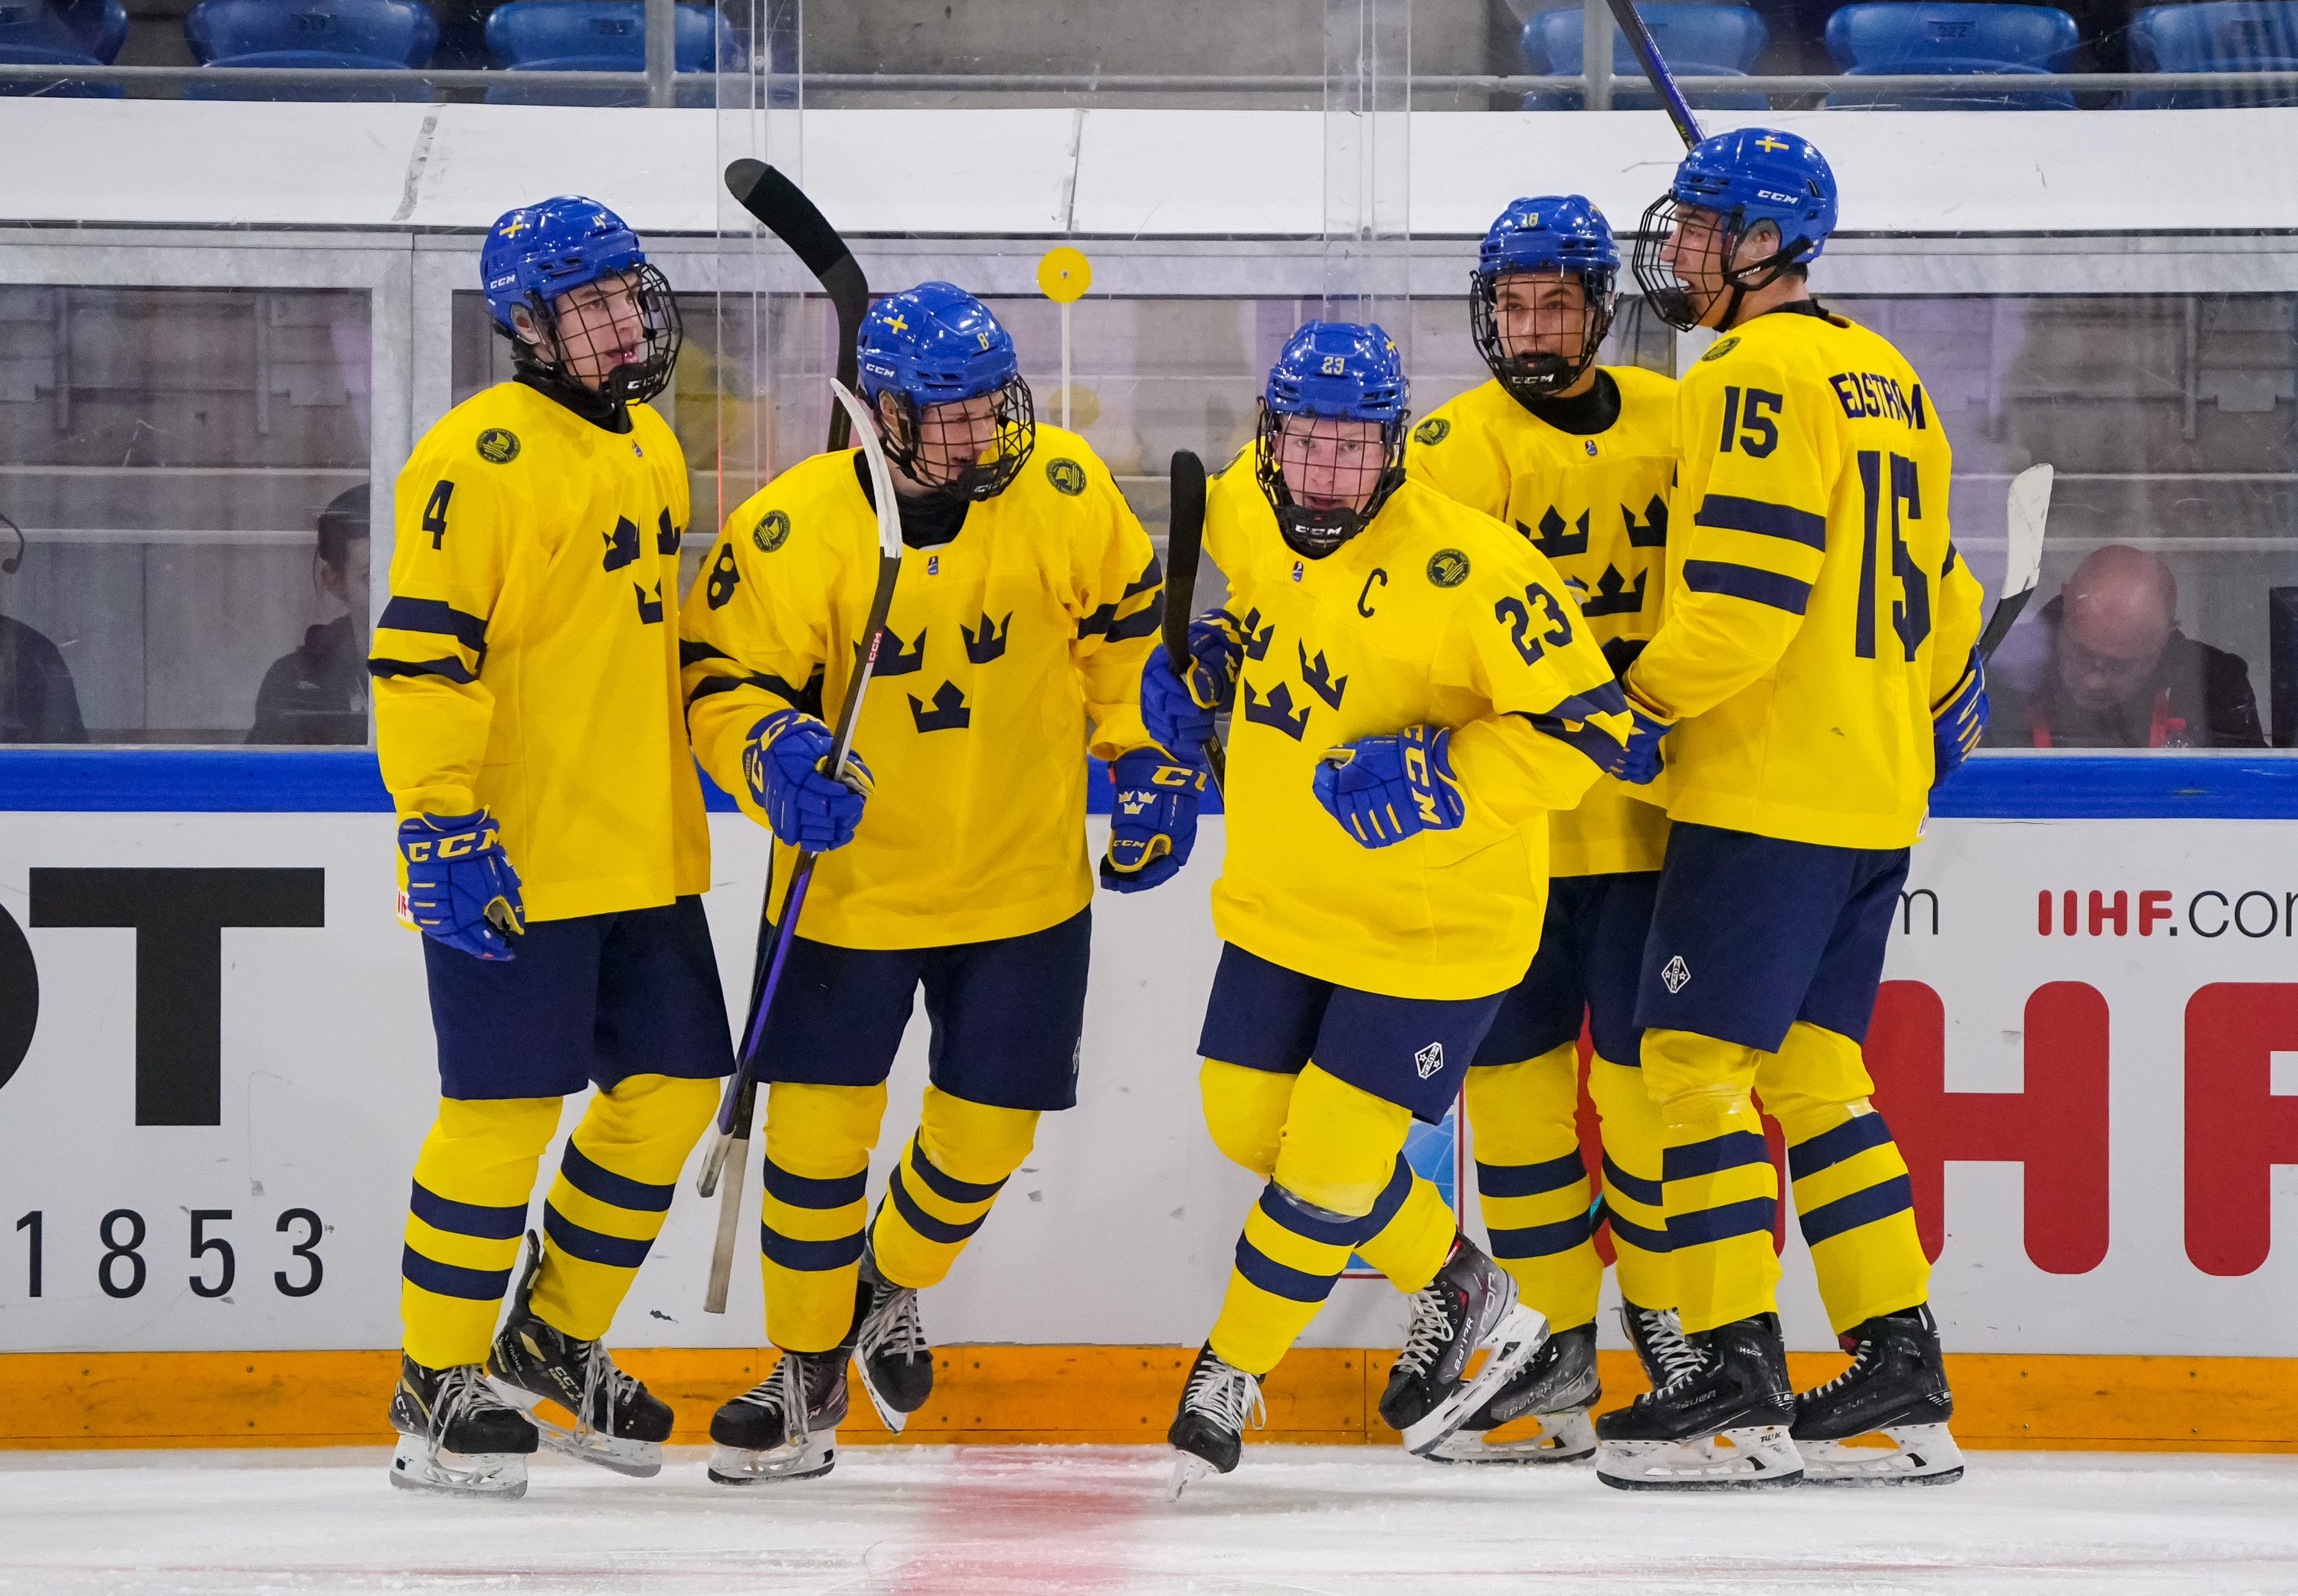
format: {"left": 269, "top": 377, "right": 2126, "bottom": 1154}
{"left": 431, "top": 1363, "right": 516, "bottom": 1444}
{"left": 1181, "top": 1356, "right": 1266, "bottom": 1435}
{"left": 1392, "top": 1282, "right": 1458, "bottom": 1379}
{"left": 1806, "top": 1337, "right": 1877, "bottom": 1401}
{"left": 729, "top": 1351, "right": 811, "bottom": 1441}
{"left": 576, "top": 1339, "right": 641, "bottom": 1441}
{"left": 859, "top": 1280, "right": 929, "bottom": 1364}
{"left": 1637, "top": 1307, "right": 1707, "bottom": 1391}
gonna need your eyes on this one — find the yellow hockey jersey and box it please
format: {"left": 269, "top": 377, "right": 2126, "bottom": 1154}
{"left": 371, "top": 381, "right": 711, "bottom": 923}
{"left": 1406, "top": 367, "right": 1678, "bottom": 877}
{"left": 1204, "top": 463, "right": 1632, "bottom": 1001}
{"left": 1625, "top": 307, "right": 1985, "bottom": 850}
{"left": 681, "top": 428, "right": 1160, "bottom": 950}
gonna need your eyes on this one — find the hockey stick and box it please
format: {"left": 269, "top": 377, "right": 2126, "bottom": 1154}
{"left": 1976, "top": 463, "right": 2053, "bottom": 664}
{"left": 723, "top": 159, "right": 870, "bottom": 451}
{"left": 699, "top": 378, "right": 905, "bottom": 1314}
{"left": 1601, "top": 0, "right": 1705, "bottom": 149}
{"left": 1160, "top": 450, "right": 1226, "bottom": 796}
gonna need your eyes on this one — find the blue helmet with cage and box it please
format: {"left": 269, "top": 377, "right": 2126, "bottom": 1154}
{"left": 1632, "top": 128, "right": 1839, "bottom": 332}
{"left": 479, "top": 195, "right": 680, "bottom": 405}
{"left": 856, "top": 282, "right": 1036, "bottom": 501}
{"left": 1471, "top": 195, "right": 1621, "bottom": 402}
{"left": 1255, "top": 321, "right": 1411, "bottom": 558}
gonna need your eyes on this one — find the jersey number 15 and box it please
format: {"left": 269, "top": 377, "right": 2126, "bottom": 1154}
{"left": 1855, "top": 450, "right": 1931, "bottom": 662}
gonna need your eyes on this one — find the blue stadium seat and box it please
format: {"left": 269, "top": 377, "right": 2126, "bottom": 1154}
{"left": 1824, "top": 2, "right": 2080, "bottom": 110}
{"left": 2128, "top": 2, "right": 2298, "bottom": 108}
{"left": 183, "top": 0, "right": 438, "bottom": 101}
{"left": 484, "top": 0, "right": 738, "bottom": 107}
{"left": 0, "top": 0, "right": 128, "bottom": 98}
{"left": 1523, "top": 2, "right": 1770, "bottom": 110}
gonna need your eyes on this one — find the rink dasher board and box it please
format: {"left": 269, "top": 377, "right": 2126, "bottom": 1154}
{"left": 0, "top": 809, "right": 2295, "bottom": 1359}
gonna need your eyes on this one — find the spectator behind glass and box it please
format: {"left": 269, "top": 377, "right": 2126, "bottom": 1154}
{"left": 248, "top": 483, "right": 372, "bottom": 745}
{"left": 0, "top": 512, "right": 88, "bottom": 744}
{"left": 1984, "top": 543, "right": 2265, "bottom": 750}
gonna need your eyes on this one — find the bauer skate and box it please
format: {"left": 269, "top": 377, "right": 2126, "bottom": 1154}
{"left": 485, "top": 1233, "right": 673, "bottom": 1478}
{"left": 1380, "top": 1235, "right": 1547, "bottom": 1459}
{"left": 849, "top": 1238, "right": 933, "bottom": 1434}
{"left": 1620, "top": 1299, "right": 1706, "bottom": 1393}
{"left": 1793, "top": 1303, "right": 1963, "bottom": 1486}
{"left": 1595, "top": 1312, "right": 1803, "bottom": 1491}
{"left": 1166, "top": 1343, "right": 1265, "bottom": 1501}
{"left": 1423, "top": 1320, "right": 1598, "bottom": 1464}
{"left": 708, "top": 1347, "right": 846, "bottom": 1485}
{"left": 388, "top": 1354, "right": 536, "bottom": 1500}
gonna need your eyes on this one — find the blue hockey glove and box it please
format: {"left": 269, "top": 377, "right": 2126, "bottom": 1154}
{"left": 1100, "top": 747, "right": 1205, "bottom": 893}
{"left": 1932, "top": 648, "right": 1989, "bottom": 787}
{"left": 1614, "top": 695, "right": 1676, "bottom": 787}
{"left": 1313, "top": 724, "right": 1465, "bottom": 849}
{"left": 1140, "top": 612, "right": 1243, "bottom": 756}
{"left": 744, "top": 709, "right": 874, "bottom": 852}
{"left": 398, "top": 809, "right": 523, "bottom": 961}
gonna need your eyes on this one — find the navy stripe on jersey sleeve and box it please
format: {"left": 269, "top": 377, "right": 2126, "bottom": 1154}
{"left": 1694, "top": 495, "right": 1827, "bottom": 551}
{"left": 688, "top": 666, "right": 824, "bottom": 718}
{"left": 378, "top": 597, "right": 489, "bottom": 652}
{"left": 368, "top": 656, "right": 478, "bottom": 685}
{"left": 1682, "top": 559, "right": 1812, "bottom": 616}
{"left": 1120, "top": 555, "right": 1164, "bottom": 601}
{"left": 1105, "top": 591, "right": 1166, "bottom": 643}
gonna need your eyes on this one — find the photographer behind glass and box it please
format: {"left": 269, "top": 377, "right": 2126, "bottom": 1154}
{"left": 0, "top": 512, "right": 87, "bottom": 745}
{"left": 248, "top": 483, "right": 371, "bottom": 745}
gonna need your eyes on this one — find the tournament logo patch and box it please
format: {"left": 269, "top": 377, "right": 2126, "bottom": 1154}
{"left": 1661, "top": 954, "right": 1691, "bottom": 994}
{"left": 1415, "top": 1042, "right": 1445, "bottom": 1080}
{"left": 753, "top": 509, "right": 791, "bottom": 553}
{"left": 1046, "top": 457, "right": 1087, "bottom": 496}
{"left": 1698, "top": 335, "right": 1741, "bottom": 364}
{"left": 1413, "top": 417, "right": 1450, "bottom": 446}
{"left": 1426, "top": 548, "right": 1470, "bottom": 588}
{"left": 476, "top": 428, "right": 520, "bottom": 464}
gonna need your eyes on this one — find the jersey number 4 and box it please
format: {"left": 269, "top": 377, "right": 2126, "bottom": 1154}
{"left": 422, "top": 481, "right": 454, "bottom": 550}
{"left": 1855, "top": 450, "right": 1931, "bottom": 662}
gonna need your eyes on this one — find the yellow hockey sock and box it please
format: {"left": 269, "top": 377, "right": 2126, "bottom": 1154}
{"left": 529, "top": 1073, "right": 719, "bottom": 1343}
{"left": 1464, "top": 1043, "right": 1599, "bottom": 1332}
{"left": 1758, "top": 1022, "right": 1930, "bottom": 1333}
{"left": 1200, "top": 1058, "right": 1298, "bottom": 1179}
{"left": 871, "top": 1085, "right": 1039, "bottom": 1291}
{"left": 1642, "top": 1027, "right": 1779, "bottom": 1335}
{"left": 759, "top": 1081, "right": 885, "bottom": 1354}
{"left": 1588, "top": 1052, "right": 1671, "bottom": 1313}
{"left": 1351, "top": 1169, "right": 1458, "bottom": 1294}
{"left": 400, "top": 1094, "right": 562, "bottom": 1370}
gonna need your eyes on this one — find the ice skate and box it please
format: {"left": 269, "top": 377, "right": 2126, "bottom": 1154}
{"left": 1794, "top": 1303, "right": 1963, "bottom": 1486}
{"left": 1619, "top": 1298, "right": 1707, "bottom": 1392}
{"left": 1166, "top": 1343, "right": 1266, "bottom": 1500}
{"left": 1595, "top": 1311, "right": 1803, "bottom": 1490}
{"left": 1422, "top": 1320, "right": 1598, "bottom": 1464}
{"left": 707, "top": 1346, "right": 846, "bottom": 1485}
{"left": 1378, "top": 1235, "right": 1547, "bottom": 1458}
{"left": 387, "top": 1354, "right": 537, "bottom": 1500}
{"left": 484, "top": 1232, "right": 673, "bottom": 1478}
{"left": 849, "top": 1237, "right": 933, "bottom": 1434}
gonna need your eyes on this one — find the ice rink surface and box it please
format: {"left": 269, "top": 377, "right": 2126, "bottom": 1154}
{"left": 4, "top": 1444, "right": 2296, "bottom": 1596}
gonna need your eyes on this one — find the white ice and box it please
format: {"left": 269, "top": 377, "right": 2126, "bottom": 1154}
{"left": 4, "top": 1444, "right": 2296, "bottom": 1595}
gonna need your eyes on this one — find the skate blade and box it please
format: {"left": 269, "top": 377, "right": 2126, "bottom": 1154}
{"left": 1166, "top": 1449, "right": 1220, "bottom": 1503}
{"left": 1799, "top": 1423, "right": 1965, "bottom": 1487}
{"left": 1422, "top": 1405, "right": 1596, "bottom": 1466}
{"left": 707, "top": 1432, "right": 837, "bottom": 1486}
{"left": 1399, "top": 1303, "right": 1548, "bottom": 1459}
{"left": 388, "top": 1434, "right": 529, "bottom": 1500}
{"left": 486, "top": 1379, "right": 663, "bottom": 1478}
{"left": 853, "top": 1362, "right": 914, "bottom": 1437}
{"left": 1596, "top": 1424, "right": 1805, "bottom": 1491}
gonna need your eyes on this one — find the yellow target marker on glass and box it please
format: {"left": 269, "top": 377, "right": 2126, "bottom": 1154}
{"left": 1038, "top": 246, "right": 1092, "bottom": 433}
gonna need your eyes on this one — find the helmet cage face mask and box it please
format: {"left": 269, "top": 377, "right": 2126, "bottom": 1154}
{"left": 1253, "top": 401, "right": 1408, "bottom": 560}
{"left": 1632, "top": 195, "right": 1811, "bottom": 333}
{"left": 504, "top": 261, "right": 684, "bottom": 406}
{"left": 1470, "top": 265, "right": 1619, "bottom": 402}
{"left": 875, "top": 373, "right": 1037, "bottom": 505}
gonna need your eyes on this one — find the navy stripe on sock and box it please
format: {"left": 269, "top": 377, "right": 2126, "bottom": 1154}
{"left": 408, "top": 1181, "right": 527, "bottom": 1242}
{"left": 542, "top": 1202, "right": 653, "bottom": 1271}
{"left": 905, "top": 1135, "right": 1008, "bottom": 1205}
{"left": 1662, "top": 1130, "right": 1771, "bottom": 1182}
{"left": 1600, "top": 1152, "right": 1664, "bottom": 1210}
{"left": 1798, "top": 1174, "right": 1914, "bottom": 1247}
{"left": 1787, "top": 1111, "right": 1895, "bottom": 1183}
{"left": 759, "top": 1222, "right": 865, "bottom": 1272}
{"left": 1256, "top": 1183, "right": 1364, "bottom": 1248}
{"left": 1475, "top": 1149, "right": 1587, "bottom": 1200}
{"left": 1232, "top": 1234, "right": 1340, "bottom": 1304}
{"left": 1602, "top": 1205, "right": 1671, "bottom": 1255}
{"left": 1487, "top": 1212, "right": 1594, "bottom": 1261}
{"left": 888, "top": 1164, "right": 988, "bottom": 1245}
{"left": 1668, "top": 1195, "right": 1778, "bottom": 1248}
{"left": 558, "top": 1141, "right": 675, "bottom": 1215}
{"left": 1363, "top": 1154, "right": 1413, "bottom": 1234}
{"left": 401, "top": 1244, "right": 512, "bottom": 1301}
{"left": 760, "top": 1158, "right": 869, "bottom": 1211}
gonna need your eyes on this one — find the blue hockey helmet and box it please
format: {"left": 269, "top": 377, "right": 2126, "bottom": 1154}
{"left": 1632, "top": 129, "right": 1840, "bottom": 331}
{"left": 856, "top": 283, "right": 1035, "bottom": 500}
{"left": 1255, "top": 321, "right": 1410, "bottom": 558}
{"left": 1472, "top": 195, "right": 1621, "bottom": 402}
{"left": 479, "top": 195, "right": 680, "bottom": 405}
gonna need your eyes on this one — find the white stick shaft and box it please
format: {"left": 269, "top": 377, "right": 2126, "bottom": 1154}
{"left": 1061, "top": 299, "right": 1072, "bottom": 431}
{"left": 702, "top": 1133, "right": 748, "bottom": 1315}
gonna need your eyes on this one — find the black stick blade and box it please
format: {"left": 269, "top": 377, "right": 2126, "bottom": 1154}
{"left": 724, "top": 160, "right": 850, "bottom": 279}
{"left": 1164, "top": 450, "right": 1208, "bottom": 664}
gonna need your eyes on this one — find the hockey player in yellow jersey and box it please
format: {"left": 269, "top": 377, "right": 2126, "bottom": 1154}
{"left": 1403, "top": 196, "right": 1683, "bottom": 1464}
{"left": 371, "top": 198, "right": 732, "bottom": 1499}
{"left": 1145, "top": 321, "right": 1636, "bottom": 1495}
{"left": 679, "top": 282, "right": 1186, "bottom": 1483}
{"left": 1587, "top": 131, "right": 1988, "bottom": 1491}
